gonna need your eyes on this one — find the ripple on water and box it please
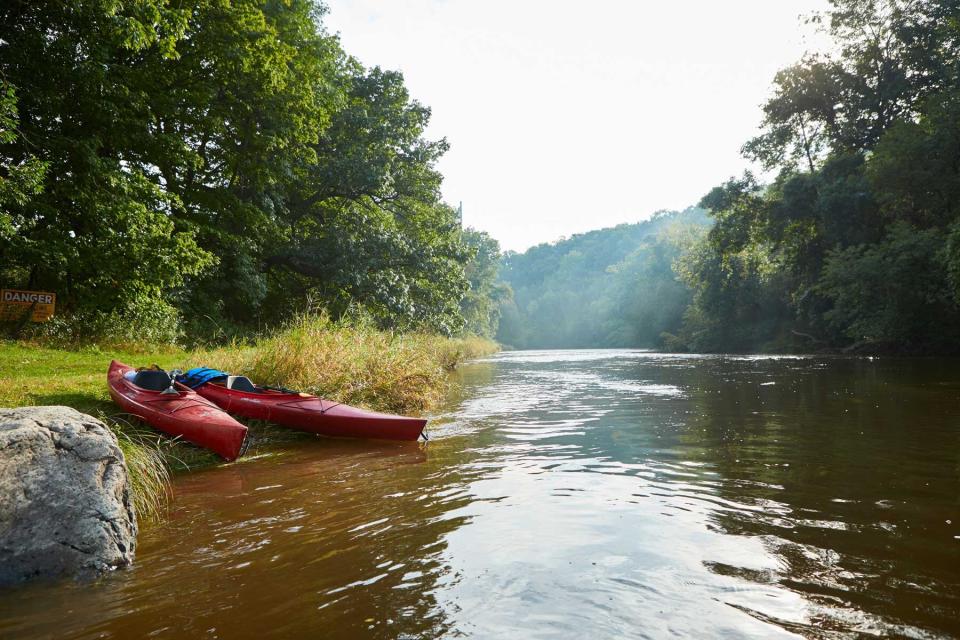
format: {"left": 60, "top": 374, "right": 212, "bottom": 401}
{"left": 2, "top": 351, "right": 959, "bottom": 639}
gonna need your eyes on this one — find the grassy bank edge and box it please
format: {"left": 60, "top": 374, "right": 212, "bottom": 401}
{"left": 0, "top": 316, "right": 498, "bottom": 521}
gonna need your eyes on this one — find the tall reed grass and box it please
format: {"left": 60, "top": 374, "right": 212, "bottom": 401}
{"left": 208, "top": 314, "right": 499, "bottom": 415}
{"left": 105, "top": 418, "right": 172, "bottom": 522}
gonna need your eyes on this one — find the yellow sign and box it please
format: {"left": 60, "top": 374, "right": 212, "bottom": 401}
{"left": 0, "top": 289, "right": 56, "bottom": 322}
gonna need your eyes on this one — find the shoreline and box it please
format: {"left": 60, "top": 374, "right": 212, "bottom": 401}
{"left": 0, "top": 322, "right": 498, "bottom": 520}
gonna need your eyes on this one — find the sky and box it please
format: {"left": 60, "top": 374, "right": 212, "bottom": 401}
{"left": 324, "top": 0, "right": 831, "bottom": 252}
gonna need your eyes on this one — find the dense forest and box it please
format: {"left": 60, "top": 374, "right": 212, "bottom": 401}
{"left": 0, "top": 0, "right": 503, "bottom": 342}
{"left": 497, "top": 208, "right": 710, "bottom": 349}
{"left": 500, "top": 0, "right": 960, "bottom": 355}
{"left": 5, "top": 0, "right": 960, "bottom": 355}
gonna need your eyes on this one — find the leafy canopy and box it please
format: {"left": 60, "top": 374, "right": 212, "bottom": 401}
{"left": 0, "top": 0, "right": 505, "bottom": 338}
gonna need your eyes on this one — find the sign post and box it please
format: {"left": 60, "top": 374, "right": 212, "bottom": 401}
{"left": 0, "top": 289, "right": 57, "bottom": 322}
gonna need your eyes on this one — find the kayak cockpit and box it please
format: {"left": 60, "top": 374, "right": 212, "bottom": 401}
{"left": 125, "top": 369, "right": 173, "bottom": 391}
{"left": 225, "top": 376, "right": 259, "bottom": 393}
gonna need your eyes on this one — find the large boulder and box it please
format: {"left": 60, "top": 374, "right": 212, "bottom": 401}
{"left": 0, "top": 406, "right": 137, "bottom": 585}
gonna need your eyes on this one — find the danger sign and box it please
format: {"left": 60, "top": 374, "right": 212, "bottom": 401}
{"left": 0, "top": 289, "right": 56, "bottom": 322}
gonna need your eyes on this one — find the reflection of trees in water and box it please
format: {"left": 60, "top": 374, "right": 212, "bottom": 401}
{"left": 466, "top": 355, "right": 960, "bottom": 635}
{"left": 668, "top": 357, "right": 960, "bottom": 636}
{"left": 7, "top": 355, "right": 956, "bottom": 638}
{"left": 490, "top": 354, "right": 959, "bottom": 635}
{"left": 0, "top": 437, "right": 494, "bottom": 640}
{"left": 200, "top": 439, "right": 490, "bottom": 640}
{"left": 440, "top": 361, "right": 498, "bottom": 411}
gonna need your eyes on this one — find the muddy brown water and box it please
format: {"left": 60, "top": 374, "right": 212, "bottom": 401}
{"left": 1, "top": 350, "right": 959, "bottom": 639}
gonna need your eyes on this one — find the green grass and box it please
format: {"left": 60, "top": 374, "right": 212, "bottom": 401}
{"left": 0, "top": 322, "right": 498, "bottom": 521}
{"left": 0, "top": 342, "right": 185, "bottom": 415}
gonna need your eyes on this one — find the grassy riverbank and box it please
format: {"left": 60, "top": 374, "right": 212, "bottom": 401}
{"left": 209, "top": 314, "right": 497, "bottom": 414}
{"left": 0, "top": 316, "right": 498, "bottom": 518}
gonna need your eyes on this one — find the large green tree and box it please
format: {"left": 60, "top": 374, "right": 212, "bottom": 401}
{"left": 744, "top": 0, "right": 960, "bottom": 171}
{"left": 685, "top": 0, "right": 960, "bottom": 353}
{"left": 1, "top": 0, "right": 484, "bottom": 338}
{"left": 0, "top": 0, "right": 212, "bottom": 316}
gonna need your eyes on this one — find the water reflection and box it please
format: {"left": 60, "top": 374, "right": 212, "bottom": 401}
{"left": 1, "top": 350, "right": 958, "bottom": 638}
{"left": 431, "top": 351, "right": 960, "bottom": 639}
{"left": 0, "top": 439, "right": 477, "bottom": 639}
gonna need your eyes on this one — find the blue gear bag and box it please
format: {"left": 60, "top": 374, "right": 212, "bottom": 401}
{"left": 177, "top": 367, "right": 229, "bottom": 389}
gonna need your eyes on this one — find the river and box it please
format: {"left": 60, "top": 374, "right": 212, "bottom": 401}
{"left": 2, "top": 350, "right": 959, "bottom": 638}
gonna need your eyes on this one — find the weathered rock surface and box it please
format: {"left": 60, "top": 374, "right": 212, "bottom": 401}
{"left": 0, "top": 406, "right": 137, "bottom": 585}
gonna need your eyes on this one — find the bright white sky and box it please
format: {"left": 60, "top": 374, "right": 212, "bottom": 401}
{"left": 325, "top": 0, "right": 830, "bottom": 251}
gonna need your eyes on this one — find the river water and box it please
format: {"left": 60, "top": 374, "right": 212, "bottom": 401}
{"left": 2, "top": 350, "right": 959, "bottom": 639}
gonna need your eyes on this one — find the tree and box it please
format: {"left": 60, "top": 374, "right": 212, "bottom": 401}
{"left": 460, "top": 228, "right": 511, "bottom": 338}
{"left": 687, "top": 0, "right": 960, "bottom": 354}
{"left": 817, "top": 222, "right": 959, "bottom": 350}
{"left": 263, "top": 64, "right": 470, "bottom": 333}
{"left": 0, "top": 0, "right": 212, "bottom": 312}
{"left": 1, "top": 0, "right": 478, "bottom": 337}
{"left": 744, "top": 0, "right": 960, "bottom": 171}
{"left": 497, "top": 209, "right": 711, "bottom": 349}
{"left": 867, "top": 89, "right": 960, "bottom": 228}
{"left": 0, "top": 82, "right": 45, "bottom": 214}
{"left": 0, "top": 80, "right": 46, "bottom": 283}
{"left": 606, "top": 223, "right": 705, "bottom": 347}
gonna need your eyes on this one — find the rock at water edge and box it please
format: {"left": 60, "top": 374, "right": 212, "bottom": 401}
{"left": 0, "top": 406, "right": 137, "bottom": 585}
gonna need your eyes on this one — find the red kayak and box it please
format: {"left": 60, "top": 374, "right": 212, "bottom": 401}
{"left": 191, "top": 374, "right": 426, "bottom": 441}
{"left": 107, "top": 360, "right": 248, "bottom": 461}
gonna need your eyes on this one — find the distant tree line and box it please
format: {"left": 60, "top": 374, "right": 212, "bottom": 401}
{"left": 497, "top": 209, "right": 709, "bottom": 349}
{"left": 0, "top": 0, "right": 503, "bottom": 340}
{"left": 500, "top": 0, "right": 960, "bottom": 354}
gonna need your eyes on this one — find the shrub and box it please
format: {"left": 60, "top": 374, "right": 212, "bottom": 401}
{"left": 20, "top": 296, "right": 183, "bottom": 351}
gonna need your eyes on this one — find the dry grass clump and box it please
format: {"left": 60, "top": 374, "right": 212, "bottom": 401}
{"left": 433, "top": 334, "right": 501, "bottom": 370}
{"left": 209, "top": 314, "right": 498, "bottom": 415}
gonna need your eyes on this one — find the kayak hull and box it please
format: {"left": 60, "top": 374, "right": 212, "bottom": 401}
{"left": 195, "top": 382, "right": 426, "bottom": 441}
{"left": 107, "top": 360, "right": 248, "bottom": 461}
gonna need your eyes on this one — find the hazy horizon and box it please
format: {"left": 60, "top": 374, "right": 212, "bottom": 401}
{"left": 325, "top": 0, "right": 830, "bottom": 251}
